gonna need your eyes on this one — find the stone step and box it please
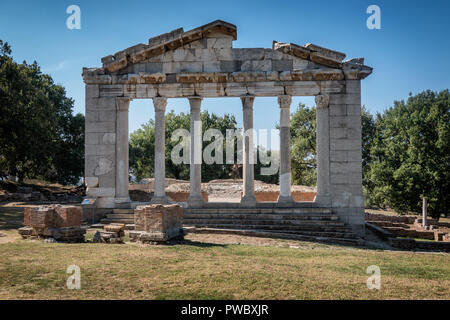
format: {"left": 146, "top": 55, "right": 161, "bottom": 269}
{"left": 188, "top": 227, "right": 364, "bottom": 246}
{"left": 185, "top": 207, "right": 332, "bottom": 214}
{"left": 106, "top": 213, "right": 134, "bottom": 219}
{"left": 184, "top": 219, "right": 350, "bottom": 230}
{"left": 101, "top": 218, "right": 135, "bottom": 224}
{"left": 113, "top": 208, "right": 134, "bottom": 214}
{"left": 197, "top": 202, "right": 323, "bottom": 209}
{"left": 184, "top": 223, "right": 356, "bottom": 237}
{"left": 184, "top": 213, "right": 339, "bottom": 221}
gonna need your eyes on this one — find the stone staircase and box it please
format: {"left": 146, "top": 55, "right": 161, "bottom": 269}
{"left": 99, "top": 205, "right": 364, "bottom": 246}
{"left": 100, "top": 208, "right": 135, "bottom": 225}
{"left": 183, "top": 206, "right": 364, "bottom": 246}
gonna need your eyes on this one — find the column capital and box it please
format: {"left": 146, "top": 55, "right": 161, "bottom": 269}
{"left": 188, "top": 96, "right": 203, "bottom": 111}
{"left": 241, "top": 95, "right": 255, "bottom": 109}
{"left": 315, "top": 94, "right": 330, "bottom": 109}
{"left": 278, "top": 95, "right": 292, "bottom": 108}
{"left": 153, "top": 97, "right": 167, "bottom": 112}
{"left": 115, "top": 97, "right": 131, "bottom": 111}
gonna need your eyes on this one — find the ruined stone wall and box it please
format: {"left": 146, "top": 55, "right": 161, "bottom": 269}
{"left": 84, "top": 89, "right": 117, "bottom": 209}
{"left": 328, "top": 80, "right": 365, "bottom": 236}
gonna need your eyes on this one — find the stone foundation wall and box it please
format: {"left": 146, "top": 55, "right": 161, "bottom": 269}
{"left": 365, "top": 213, "right": 417, "bottom": 224}
{"left": 129, "top": 190, "right": 208, "bottom": 202}
{"left": 240, "top": 191, "right": 316, "bottom": 202}
{"left": 389, "top": 238, "right": 450, "bottom": 252}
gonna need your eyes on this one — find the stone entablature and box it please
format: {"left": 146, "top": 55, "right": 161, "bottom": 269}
{"left": 83, "top": 20, "right": 372, "bottom": 99}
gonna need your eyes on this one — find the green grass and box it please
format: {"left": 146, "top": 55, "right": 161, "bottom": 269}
{"left": 0, "top": 239, "right": 449, "bottom": 300}
{"left": 1, "top": 205, "right": 449, "bottom": 300}
{"left": 0, "top": 206, "right": 24, "bottom": 230}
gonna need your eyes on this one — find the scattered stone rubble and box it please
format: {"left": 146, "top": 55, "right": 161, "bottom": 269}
{"left": 18, "top": 205, "right": 85, "bottom": 243}
{"left": 93, "top": 223, "right": 125, "bottom": 244}
{"left": 129, "top": 204, "right": 184, "bottom": 244}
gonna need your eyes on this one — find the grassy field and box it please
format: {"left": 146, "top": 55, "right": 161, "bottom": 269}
{"left": 0, "top": 205, "right": 449, "bottom": 300}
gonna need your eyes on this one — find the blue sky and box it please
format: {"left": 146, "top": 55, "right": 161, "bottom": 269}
{"left": 1, "top": 0, "right": 449, "bottom": 149}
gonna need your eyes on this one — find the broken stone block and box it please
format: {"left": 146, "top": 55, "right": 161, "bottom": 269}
{"left": 133, "top": 204, "right": 184, "bottom": 243}
{"left": 93, "top": 228, "right": 124, "bottom": 244}
{"left": 19, "top": 205, "right": 84, "bottom": 242}
{"left": 18, "top": 227, "right": 33, "bottom": 239}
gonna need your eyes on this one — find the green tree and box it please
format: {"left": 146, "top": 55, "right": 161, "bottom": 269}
{"left": 288, "top": 103, "right": 376, "bottom": 188}
{"left": 289, "top": 103, "right": 317, "bottom": 186}
{"left": 130, "top": 110, "right": 238, "bottom": 182}
{"left": 368, "top": 90, "right": 449, "bottom": 218}
{"left": 361, "top": 106, "right": 377, "bottom": 203}
{"left": 0, "top": 40, "right": 84, "bottom": 184}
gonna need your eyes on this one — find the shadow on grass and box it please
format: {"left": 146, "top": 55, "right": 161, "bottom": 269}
{"left": 165, "top": 239, "right": 227, "bottom": 248}
{"left": 0, "top": 206, "right": 24, "bottom": 230}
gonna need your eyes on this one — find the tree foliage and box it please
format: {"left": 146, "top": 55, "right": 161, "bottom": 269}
{"left": 130, "top": 110, "right": 239, "bottom": 182}
{"left": 289, "top": 103, "right": 317, "bottom": 186}
{"left": 0, "top": 40, "right": 84, "bottom": 185}
{"left": 368, "top": 90, "right": 449, "bottom": 218}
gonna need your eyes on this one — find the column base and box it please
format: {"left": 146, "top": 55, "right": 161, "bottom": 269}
{"left": 277, "top": 195, "right": 294, "bottom": 206}
{"left": 150, "top": 195, "right": 169, "bottom": 204}
{"left": 114, "top": 197, "right": 131, "bottom": 209}
{"left": 241, "top": 195, "right": 257, "bottom": 207}
{"left": 314, "top": 194, "right": 331, "bottom": 206}
{"left": 188, "top": 195, "right": 204, "bottom": 208}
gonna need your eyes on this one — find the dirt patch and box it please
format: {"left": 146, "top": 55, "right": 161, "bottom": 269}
{"left": 184, "top": 233, "right": 333, "bottom": 250}
{"left": 131, "top": 178, "right": 316, "bottom": 201}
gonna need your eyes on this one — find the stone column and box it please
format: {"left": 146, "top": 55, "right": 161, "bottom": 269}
{"left": 151, "top": 97, "right": 168, "bottom": 204}
{"left": 278, "top": 95, "right": 294, "bottom": 204}
{"left": 188, "top": 97, "right": 203, "bottom": 207}
{"left": 115, "top": 97, "right": 131, "bottom": 207}
{"left": 422, "top": 197, "right": 427, "bottom": 228}
{"left": 315, "top": 94, "right": 331, "bottom": 206}
{"left": 241, "top": 96, "right": 256, "bottom": 206}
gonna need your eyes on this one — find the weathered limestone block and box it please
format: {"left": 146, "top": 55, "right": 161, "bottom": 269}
{"left": 158, "top": 83, "right": 195, "bottom": 97}
{"left": 194, "top": 83, "right": 225, "bottom": 97}
{"left": 247, "top": 82, "right": 284, "bottom": 96}
{"left": 285, "top": 81, "right": 320, "bottom": 96}
{"left": 224, "top": 83, "right": 248, "bottom": 96}
{"left": 229, "top": 71, "right": 266, "bottom": 82}
{"left": 241, "top": 60, "right": 272, "bottom": 72}
{"left": 133, "top": 204, "right": 183, "bottom": 242}
{"left": 232, "top": 48, "right": 265, "bottom": 61}
{"left": 176, "top": 73, "right": 228, "bottom": 83}
{"left": 206, "top": 37, "right": 233, "bottom": 48}
{"left": 203, "top": 61, "right": 221, "bottom": 72}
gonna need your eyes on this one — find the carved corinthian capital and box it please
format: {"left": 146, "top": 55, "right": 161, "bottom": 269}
{"left": 153, "top": 97, "right": 167, "bottom": 112}
{"left": 241, "top": 96, "right": 255, "bottom": 110}
{"left": 315, "top": 94, "right": 330, "bottom": 109}
{"left": 278, "top": 95, "right": 292, "bottom": 108}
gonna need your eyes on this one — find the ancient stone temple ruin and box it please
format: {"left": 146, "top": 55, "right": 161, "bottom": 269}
{"left": 82, "top": 20, "right": 372, "bottom": 240}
